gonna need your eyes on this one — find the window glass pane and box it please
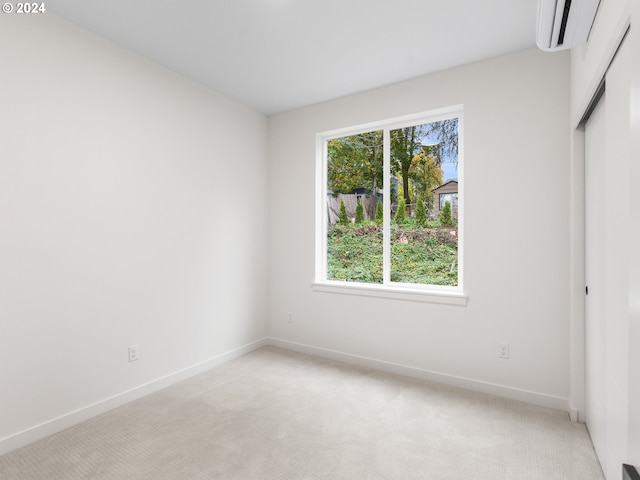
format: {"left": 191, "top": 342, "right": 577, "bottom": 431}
{"left": 389, "top": 119, "right": 459, "bottom": 286}
{"left": 326, "top": 131, "right": 383, "bottom": 283}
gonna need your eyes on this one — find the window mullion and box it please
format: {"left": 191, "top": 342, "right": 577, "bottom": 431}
{"left": 383, "top": 128, "right": 391, "bottom": 285}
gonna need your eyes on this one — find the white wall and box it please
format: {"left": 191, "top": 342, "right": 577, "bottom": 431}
{"left": 569, "top": 0, "right": 640, "bottom": 475}
{"left": 268, "top": 49, "right": 572, "bottom": 409}
{"left": 0, "top": 14, "right": 268, "bottom": 453}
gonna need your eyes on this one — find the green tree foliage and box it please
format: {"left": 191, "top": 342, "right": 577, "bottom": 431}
{"left": 391, "top": 126, "right": 422, "bottom": 210}
{"left": 390, "top": 120, "right": 455, "bottom": 212}
{"left": 415, "top": 199, "right": 427, "bottom": 226}
{"left": 410, "top": 151, "right": 443, "bottom": 206}
{"left": 440, "top": 200, "right": 453, "bottom": 226}
{"left": 375, "top": 200, "right": 383, "bottom": 224}
{"left": 339, "top": 200, "right": 349, "bottom": 225}
{"left": 355, "top": 198, "right": 364, "bottom": 224}
{"left": 327, "top": 131, "right": 383, "bottom": 195}
{"left": 395, "top": 198, "right": 406, "bottom": 224}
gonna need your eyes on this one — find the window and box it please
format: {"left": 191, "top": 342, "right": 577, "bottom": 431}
{"left": 315, "top": 106, "right": 464, "bottom": 302}
{"left": 439, "top": 193, "right": 457, "bottom": 211}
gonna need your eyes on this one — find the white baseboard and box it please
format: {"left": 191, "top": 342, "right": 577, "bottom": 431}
{"left": 1, "top": 336, "right": 572, "bottom": 456}
{"left": 267, "top": 337, "right": 570, "bottom": 413}
{"left": 0, "top": 337, "right": 268, "bottom": 456}
{"left": 568, "top": 402, "right": 581, "bottom": 423}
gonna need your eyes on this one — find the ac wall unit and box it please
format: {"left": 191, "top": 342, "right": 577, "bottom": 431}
{"left": 536, "top": 0, "right": 600, "bottom": 51}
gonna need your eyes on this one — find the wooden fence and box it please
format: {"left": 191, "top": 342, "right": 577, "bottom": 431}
{"left": 327, "top": 194, "right": 378, "bottom": 225}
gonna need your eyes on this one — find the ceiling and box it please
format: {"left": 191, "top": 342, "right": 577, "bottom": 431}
{"left": 48, "top": 0, "right": 539, "bottom": 115}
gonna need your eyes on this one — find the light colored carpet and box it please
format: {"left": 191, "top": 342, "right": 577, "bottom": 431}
{"left": 0, "top": 346, "right": 604, "bottom": 480}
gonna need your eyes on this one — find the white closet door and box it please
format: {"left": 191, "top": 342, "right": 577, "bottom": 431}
{"left": 585, "top": 86, "right": 607, "bottom": 474}
{"left": 584, "top": 37, "right": 631, "bottom": 480}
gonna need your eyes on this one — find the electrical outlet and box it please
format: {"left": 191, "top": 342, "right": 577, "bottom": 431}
{"left": 287, "top": 312, "right": 294, "bottom": 324}
{"left": 498, "top": 343, "right": 509, "bottom": 359}
{"left": 128, "top": 345, "right": 139, "bottom": 362}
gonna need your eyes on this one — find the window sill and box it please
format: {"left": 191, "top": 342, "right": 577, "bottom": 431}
{"left": 311, "top": 282, "right": 468, "bottom": 306}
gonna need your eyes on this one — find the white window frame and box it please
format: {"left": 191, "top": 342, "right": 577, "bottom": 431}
{"left": 313, "top": 105, "right": 467, "bottom": 306}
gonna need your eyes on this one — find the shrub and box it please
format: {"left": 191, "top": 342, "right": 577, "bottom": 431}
{"left": 440, "top": 200, "right": 453, "bottom": 226}
{"left": 374, "top": 200, "right": 383, "bottom": 224}
{"left": 355, "top": 198, "right": 364, "bottom": 224}
{"left": 415, "top": 199, "right": 427, "bottom": 226}
{"left": 395, "top": 198, "right": 406, "bottom": 224}
{"left": 327, "top": 219, "right": 457, "bottom": 286}
{"left": 339, "top": 200, "right": 349, "bottom": 225}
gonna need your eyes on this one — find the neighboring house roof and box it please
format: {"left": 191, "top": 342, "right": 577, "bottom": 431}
{"left": 432, "top": 180, "right": 458, "bottom": 193}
